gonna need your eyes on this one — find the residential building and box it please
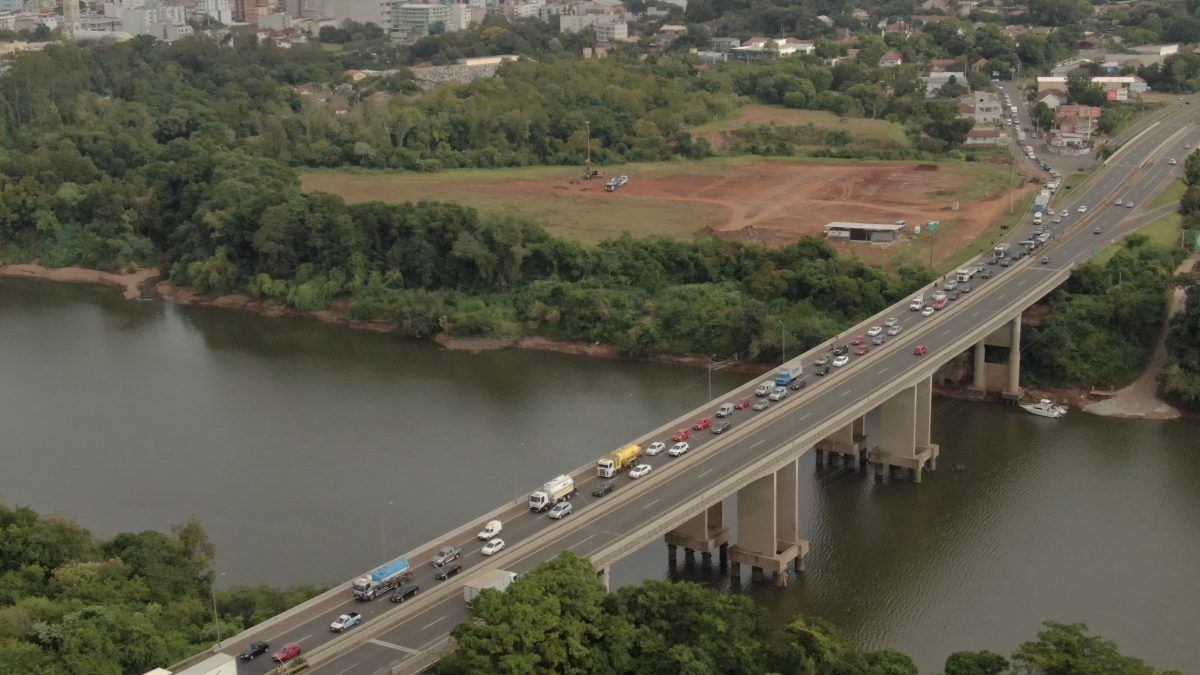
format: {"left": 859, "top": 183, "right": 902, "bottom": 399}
{"left": 928, "top": 57, "right": 958, "bottom": 72}
{"left": 560, "top": 12, "right": 627, "bottom": 41}
{"left": 709, "top": 36, "right": 739, "bottom": 51}
{"left": 119, "top": 0, "right": 193, "bottom": 40}
{"left": 958, "top": 91, "right": 1002, "bottom": 126}
{"left": 729, "top": 36, "right": 815, "bottom": 63}
{"left": 0, "top": 0, "right": 21, "bottom": 11}
{"left": 879, "top": 49, "right": 902, "bottom": 67}
{"left": 390, "top": 2, "right": 450, "bottom": 38}
{"left": 919, "top": 71, "right": 966, "bottom": 97}
{"left": 1036, "top": 75, "right": 1148, "bottom": 101}
{"left": 1037, "top": 88, "right": 1067, "bottom": 109}
{"left": 196, "top": 0, "right": 231, "bottom": 23}
{"left": 61, "top": 0, "right": 79, "bottom": 37}
{"left": 331, "top": 0, "right": 389, "bottom": 27}
{"left": 1053, "top": 103, "right": 1101, "bottom": 145}
{"left": 964, "top": 128, "right": 1003, "bottom": 145}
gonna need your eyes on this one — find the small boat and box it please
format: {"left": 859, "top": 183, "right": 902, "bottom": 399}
{"left": 1020, "top": 398, "right": 1067, "bottom": 418}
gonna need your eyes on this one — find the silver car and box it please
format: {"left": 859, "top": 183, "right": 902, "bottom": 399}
{"left": 886, "top": 324, "right": 903, "bottom": 336}
{"left": 769, "top": 387, "right": 789, "bottom": 401}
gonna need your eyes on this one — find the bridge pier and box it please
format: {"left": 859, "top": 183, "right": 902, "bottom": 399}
{"left": 869, "top": 376, "right": 939, "bottom": 482}
{"left": 815, "top": 417, "right": 867, "bottom": 471}
{"left": 1002, "top": 314, "right": 1023, "bottom": 402}
{"left": 973, "top": 340, "right": 987, "bottom": 391}
{"left": 664, "top": 502, "right": 731, "bottom": 571}
{"left": 728, "top": 459, "right": 808, "bottom": 586}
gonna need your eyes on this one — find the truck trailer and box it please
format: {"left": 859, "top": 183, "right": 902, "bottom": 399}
{"left": 1033, "top": 191, "right": 1050, "bottom": 214}
{"left": 774, "top": 365, "right": 803, "bottom": 386}
{"left": 597, "top": 444, "right": 642, "bottom": 478}
{"left": 529, "top": 474, "right": 577, "bottom": 511}
{"left": 353, "top": 559, "right": 412, "bottom": 600}
{"left": 464, "top": 569, "right": 518, "bottom": 606}
{"left": 955, "top": 268, "right": 974, "bottom": 283}
{"left": 993, "top": 244, "right": 1010, "bottom": 260}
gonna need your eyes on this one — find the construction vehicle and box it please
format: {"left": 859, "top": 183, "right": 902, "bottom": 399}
{"left": 597, "top": 444, "right": 643, "bottom": 478}
{"left": 529, "top": 474, "right": 577, "bottom": 512}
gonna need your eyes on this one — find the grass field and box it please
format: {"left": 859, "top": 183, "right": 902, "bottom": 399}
{"left": 1094, "top": 212, "right": 1184, "bottom": 265}
{"left": 1151, "top": 179, "right": 1186, "bottom": 209}
{"left": 692, "top": 105, "right": 911, "bottom": 147}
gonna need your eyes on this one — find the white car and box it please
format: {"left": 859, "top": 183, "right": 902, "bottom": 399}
{"left": 481, "top": 538, "right": 506, "bottom": 556}
{"left": 1125, "top": 201, "right": 1134, "bottom": 208}
{"left": 1077, "top": 205, "right": 1087, "bottom": 213}
{"left": 755, "top": 382, "right": 773, "bottom": 397}
{"left": 832, "top": 355, "right": 850, "bottom": 367}
{"left": 330, "top": 613, "right": 361, "bottom": 632}
{"left": 629, "top": 464, "right": 652, "bottom": 479}
{"left": 769, "top": 387, "right": 788, "bottom": 401}
{"left": 883, "top": 317, "right": 899, "bottom": 327}
{"left": 645, "top": 441, "right": 666, "bottom": 456}
{"left": 1169, "top": 158, "right": 1177, "bottom": 165}
{"left": 866, "top": 326, "right": 882, "bottom": 337}
{"left": 886, "top": 324, "right": 903, "bottom": 336}
{"left": 668, "top": 442, "right": 690, "bottom": 457}
{"left": 921, "top": 306, "right": 936, "bottom": 317}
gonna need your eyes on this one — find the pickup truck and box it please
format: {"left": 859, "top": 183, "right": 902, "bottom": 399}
{"left": 330, "top": 612, "right": 362, "bottom": 632}
{"left": 432, "top": 545, "right": 461, "bottom": 566}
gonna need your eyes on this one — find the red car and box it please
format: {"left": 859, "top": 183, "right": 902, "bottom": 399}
{"left": 854, "top": 346, "right": 870, "bottom": 356}
{"left": 672, "top": 428, "right": 692, "bottom": 442}
{"left": 692, "top": 417, "right": 711, "bottom": 431}
{"left": 913, "top": 345, "right": 928, "bottom": 356}
{"left": 734, "top": 397, "right": 752, "bottom": 410}
{"left": 273, "top": 642, "right": 302, "bottom": 663}
{"left": 850, "top": 335, "right": 865, "bottom": 346}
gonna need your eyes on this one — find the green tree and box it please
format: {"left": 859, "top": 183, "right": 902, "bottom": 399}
{"left": 945, "top": 649, "right": 1009, "bottom": 675}
{"left": 1012, "top": 621, "right": 1179, "bottom": 675}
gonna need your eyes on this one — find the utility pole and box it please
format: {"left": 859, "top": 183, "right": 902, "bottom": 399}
{"left": 1009, "top": 158, "right": 1015, "bottom": 213}
{"left": 778, "top": 320, "right": 787, "bottom": 364}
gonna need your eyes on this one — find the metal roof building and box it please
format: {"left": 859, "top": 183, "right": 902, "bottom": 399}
{"left": 823, "top": 222, "right": 906, "bottom": 242}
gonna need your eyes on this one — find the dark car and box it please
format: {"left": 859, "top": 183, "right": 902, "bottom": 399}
{"left": 980, "top": 269, "right": 992, "bottom": 279}
{"left": 815, "top": 366, "right": 832, "bottom": 377}
{"left": 239, "top": 641, "right": 269, "bottom": 661}
{"left": 948, "top": 290, "right": 960, "bottom": 301}
{"left": 390, "top": 585, "right": 420, "bottom": 603}
{"left": 435, "top": 563, "right": 462, "bottom": 581}
{"left": 592, "top": 482, "right": 614, "bottom": 498}
{"left": 712, "top": 420, "right": 732, "bottom": 434}
{"left": 788, "top": 379, "right": 807, "bottom": 391}
{"left": 832, "top": 345, "right": 850, "bottom": 356}
{"left": 1000, "top": 258, "right": 1012, "bottom": 267}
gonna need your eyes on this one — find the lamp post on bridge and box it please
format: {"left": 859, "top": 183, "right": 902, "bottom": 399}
{"left": 210, "top": 570, "right": 226, "bottom": 651}
{"left": 379, "top": 501, "right": 394, "bottom": 563}
{"left": 778, "top": 319, "right": 787, "bottom": 364}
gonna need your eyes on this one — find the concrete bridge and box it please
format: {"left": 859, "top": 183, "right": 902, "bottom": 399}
{"left": 180, "top": 101, "right": 1198, "bottom": 675}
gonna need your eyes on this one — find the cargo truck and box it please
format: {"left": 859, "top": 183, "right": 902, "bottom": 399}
{"left": 1034, "top": 191, "right": 1050, "bottom": 214}
{"left": 464, "top": 569, "right": 518, "bottom": 606}
{"left": 774, "top": 365, "right": 803, "bottom": 387}
{"left": 993, "top": 244, "right": 1010, "bottom": 260}
{"left": 597, "top": 444, "right": 643, "bottom": 478}
{"left": 956, "top": 268, "right": 974, "bottom": 283}
{"left": 529, "top": 474, "right": 577, "bottom": 511}
{"left": 353, "top": 559, "right": 412, "bottom": 600}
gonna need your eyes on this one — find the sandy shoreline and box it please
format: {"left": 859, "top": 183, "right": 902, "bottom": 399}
{"left": 0, "top": 263, "right": 160, "bottom": 300}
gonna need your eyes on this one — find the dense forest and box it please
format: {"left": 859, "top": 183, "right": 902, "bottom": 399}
{"left": 0, "top": 504, "right": 322, "bottom": 673}
{"left": 436, "top": 551, "right": 1180, "bottom": 674}
{"left": 1159, "top": 154, "right": 1200, "bottom": 409}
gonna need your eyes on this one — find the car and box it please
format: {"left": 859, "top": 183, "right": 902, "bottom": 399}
{"left": 548, "top": 502, "right": 573, "bottom": 519}
{"left": 712, "top": 420, "right": 732, "bottom": 433}
{"left": 1053, "top": 216, "right": 1062, "bottom": 223}
{"left": 715, "top": 404, "right": 735, "bottom": 418}
{"left": 668, "top": 441, "right": 690, "bottom": 457}
{"left": 273, "top": 642, "right": 303, "bottom": 663}
{"left": 921, "top": 306, "right": 936, "bottom": 316}
{"left": 999, "top": 258, "right": 1012, "bottom": 268}
{"left": 1041, "top": 257, "right": 1049, "bottom": 265}
{"left": 390, "top": 585, "right": 420, "bottom": 603}
{"left": 769, "top": 386, "right": 789, "bottom": 401}
{"left": 734, "top": 397, "right": 752, "bottom": 410}
{"left": 1114, "top": 197, "right": 1123, "bottom": 206}
{"left": 871, "top": 335, "right": 886, "bottom": 346}
{"left": 645, "top": 441, "right": 666, "bottom": 456}
{"left": 672, "top": 428, "right": 691, "bottom": 442}
{"left": 887, "top": 324, "right": 903, "bottom": 336}
{"left": 629, "top": 464, "right": 652, "bottom": 479}
{"left": 883, "top": 317, "right": 899, "bottom": 327}
{"left": 980, "top": 269, "right": 992, "bottom": 279}
{"left": 239, "top": 641, "right": 270, "bottom": 661}
{"left": 815, "top": 366, "right": 831, "bottom": 377}
{"left": 866, "top": 326, "right": 882, "bottom": 337}
{"left": 854, "top": 346, "right": 870, "bottom": 356}
{"left": 1078, "top": 205, "right": 1087, "bottom": 213}
{"left": 832, "top": 355, "right": 850, "bottom": 367}
{"left": 1046, "top": 208, "right": 1055, "bottom": 216}
{"left": 432, "top": 545, "right": 461, "bottom": 567}
{"left": 813, "top": 354, "right": 831, "bottom": 366}
{"left": 832, "top": 345, "right": 850, "bottom": 356}
{"left": 1093, "top": 227, "right": 1101, "bottom": 234}
{"left": 752, "top": 399, "right": 770, "bottom": 411}
{"left": 913, "top": 345, "right": 928, "bottom": 356}
{"left": 481, "top": 538, "right": 506, "bottom": 556}
{"left": 948, "top": 290, "right": 960, "bottom": 301}
{"left": 477, "top": 520, "right": 502, "bottom": 540}
{"left": 755, "top": 382, "right": 774, "bottom": 397}
{"left": 960, "top": 284, "right": 972, "bottom": 293}
{"left": 436, "top": 563, "right": 462, "bottom": 580}
{"left": 944, "top": 279, "right": 958, "bottom": 290}
{"left": 328, "top": 610, "right": 360, "bottom": 629}
{"left": 592, "top": 481, "right": 615, "bottom": 497}
{"left": 1170, "top": 158, "right": 1177, "bottom": 165}
{"left": 850, "top": 335, "right": 865, "bottom": 346}
{"left": 1125, "top": 201, "right": 1134, "bottom": 208}
{"left": 692, "top": 417, "right": 711, "bottom": 431}
{"left": 788, "top": 378, "right": 807, "bottom": 391}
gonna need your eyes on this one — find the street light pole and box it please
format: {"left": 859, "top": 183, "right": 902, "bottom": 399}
{"left": 210, "top": 571, "right": 226, "bottom": 650}
{"left": 379, "top": 501, "right": 394, "bottom": 563}
{"left": 778, "top": 320, "right": 786, "bottom": 364}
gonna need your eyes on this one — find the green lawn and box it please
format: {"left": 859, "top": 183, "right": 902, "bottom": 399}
{"left": 693, "top": 105, "right": 911, "bottom": 147}
{"left": 1151, "top": 179, "right": 1186, "bottom": 209}
{"left": 1093, "top": 212, "right": 1183, "bottom": 265}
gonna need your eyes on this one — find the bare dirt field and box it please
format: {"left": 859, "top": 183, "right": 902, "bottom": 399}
{"left": 302, "top": 157, "right": 1024, "bottom": 267}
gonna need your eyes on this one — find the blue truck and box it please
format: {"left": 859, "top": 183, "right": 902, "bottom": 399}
{"left": 1033, "top": 190, "right": 1050, "bottom": 214}
{"left": 775, "top": 365, "right": 803, "bottom": 387}
{"left": 352, "top": 559, "right": 412, "bottom": 600}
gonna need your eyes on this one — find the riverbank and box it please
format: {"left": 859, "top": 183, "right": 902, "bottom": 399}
{"left": 0, "top": 263, "right": 160, "bottom": 300}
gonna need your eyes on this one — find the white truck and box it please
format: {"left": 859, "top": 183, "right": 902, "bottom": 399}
{"left": 464, "top": 569, "right": 518, "bottom": 606}
{"left": 956, "top": 268, "right": 975, "bottom": 283}
{"left": 909, "top": 296, "right": 925, "bottom": 311}
{"left": 993, "top": 244, "right": 1010, "bottom": 260}
{"left": 529, "top": 474, "right": 577, "bottom": 512}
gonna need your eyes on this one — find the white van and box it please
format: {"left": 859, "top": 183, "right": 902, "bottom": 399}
{"left": 909, "top": 296, "right": 925, "bottom": 311}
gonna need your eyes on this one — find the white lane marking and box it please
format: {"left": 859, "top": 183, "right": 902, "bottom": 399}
{"left": 333, "top": 663, "right": 361, "bottom": 675}
{"left": 839, "top": 389, "right": 851, "bottom": 397}
{"left": 295, "top": 633, "right": 312, "bottom": 646}
{"left": 800, "top": 412, "right": 812, "bottom": 421}
{"left": 877, "top": 367, "right": 890, "bottom": 376}
{"left": 943, "top": 328, "right": 953, "bottom": 336}
{"left": 567, "top": 534, "right": 596, "bottom": 552}
{"left": 642, "top": 499, "right": 661, "bottom": 510}
{"left": 997, "top": 293, "right": 1007, "bottom": 301}
{"left": 700, "top": 467, "right": 714, "bottom": 478}
{"left": 751, "top": 439, "right": 765, "bottom": 448}
{"left": 371, "top": 638, "right": 421, "bottom": 654}
{"left": 971, "top": 311, "right": 980, "bottom": 318}
{"left": 1017, "top": 278, "right": 1028, "bottom": 286}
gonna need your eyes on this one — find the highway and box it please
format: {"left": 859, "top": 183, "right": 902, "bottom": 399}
{"left": 219, "top": 99, "right": 1198, "bottom": 675}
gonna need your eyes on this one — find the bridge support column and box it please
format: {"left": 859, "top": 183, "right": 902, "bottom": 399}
{"left": 972, "top": 340, "right": 987, "bottom": 391}
{"left": 1003, "top": 314, "right": 1022, "bottom": 401}
{"left": 664, "top": 501, "right": 730, "bottom": 572}
{"left": 814, "top": 417, "right": 867, "bottom": 471}
{"left": 728, "top": 459, "right": 808, "bottom": 586}
{"left": 597, "top": 567, "right": 610, "bottom": 592}
{"left": 869, "top": 377, "right": 938, "bottom": 482}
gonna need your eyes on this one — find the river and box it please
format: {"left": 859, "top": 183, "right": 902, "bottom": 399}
{"left": 1, "top": 278, "right": 1196, "bottom": 672}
